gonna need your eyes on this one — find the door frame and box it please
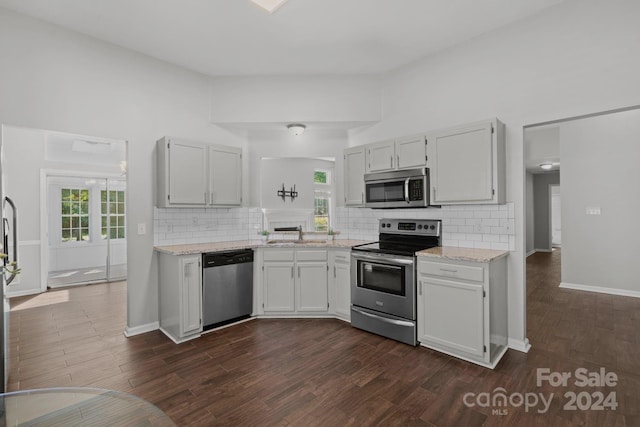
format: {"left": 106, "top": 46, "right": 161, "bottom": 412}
{"left": 40, "top": 169, "right": 125, "bottom": 290}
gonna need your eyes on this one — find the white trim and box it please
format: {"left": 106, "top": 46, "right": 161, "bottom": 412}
{"left": 420, "top": 342, "right": 508, "bottom": 369}
{"left": 158, "top": 327, "right": 201, "bottom": 344}
{"left": 526, "top": 250, "right": 536, "bottom": 257}
{"left": 559, "top": 282, "right": 640, "bottom": 298}
{"left": 124, "top": 322, "right": 159, "bottom": 337}
{"left": 508, "top": 337, "right": 531, "bottom": 353}
{"left": 533, "top": 248, "right": 552, "bottom": 253}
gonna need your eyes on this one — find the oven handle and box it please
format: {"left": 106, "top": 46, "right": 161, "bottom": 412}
{"left": 351, "top": 307, "right": 415, "bottom": 327}
{"left": 352, "top": 252, "right": 414, "bottom": 266}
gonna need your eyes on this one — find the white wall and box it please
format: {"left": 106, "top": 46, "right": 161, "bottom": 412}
{"left": 260, "top": 158, "right": 334, "bottom": 210}
{"left": 560, "top": 109, "right": 640, "bottom": 292}
{"left": 0, "top": 8, "right": 246, "bottom": 331}
{"left": 210, "top": 75, "right": 381, "bottom": 125}
{"left": 348, "top": 0, "right": 640, "bottom": 346}
{"left": 247, "top": 129, "right": 348, "bottom": 206}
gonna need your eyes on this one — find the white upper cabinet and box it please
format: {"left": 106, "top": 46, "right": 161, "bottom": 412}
{"left": 396, "top": 135, "right": 427, "bottom": 170}
{"left": 428, "top": 119, "right": 505, "bottom": 205}
{"left": 160, "top": 138, "right": 208, "bottom": 206}
{"left": 343, "top": 146, "right": 366, "bottom": 206}
{"left": 157, "top": 137, "right": 242, "bottom": 207}
{"left": 365, "top": 136, "right": 427, "bottom": 173}
{"left": 366, "top": 140, "right": 396, "bottom": 172}
{"left": 209, "top": 144, "right": 242, "bottom": 206}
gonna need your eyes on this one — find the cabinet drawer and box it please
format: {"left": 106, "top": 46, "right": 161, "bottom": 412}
{"left": 333, "top": 251, "right": 350, "bottom": 263}
{"left": 419, "top": 260, "right": 484, "bottom": 283}
{"left": 263, "top": 249, "right": 295, "bottom": 262}
{"left": 296, "top": 250, "right": 328, "bottom": 262}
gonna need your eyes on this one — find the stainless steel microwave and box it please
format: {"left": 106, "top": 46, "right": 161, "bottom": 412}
{"left": 364, "top": 168, "right": 430, "bottom": 208}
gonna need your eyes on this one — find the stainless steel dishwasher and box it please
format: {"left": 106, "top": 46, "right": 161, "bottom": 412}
{"left": 202, "top": 249, "right": 254, "bottom": 330}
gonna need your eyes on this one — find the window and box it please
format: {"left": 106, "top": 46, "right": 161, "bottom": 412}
{"left": 61, "top": 188, "right": 90, "bottom": 242}
{"left": 101, "top": 190, "right": 126, "bottom": 239}
{"left": 314, "top": 169, "right": 332, "bottom": 232}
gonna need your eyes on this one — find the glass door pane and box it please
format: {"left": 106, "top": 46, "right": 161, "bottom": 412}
{"left": 106, "top": 178, "right": 127, "bottom": 281}
{"left": 47, "top": 176, "right": 108, "bottom": 287}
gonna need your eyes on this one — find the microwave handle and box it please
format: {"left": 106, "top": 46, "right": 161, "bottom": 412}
{"left": 404, "top": 178, "right": 410, "bottom": 204}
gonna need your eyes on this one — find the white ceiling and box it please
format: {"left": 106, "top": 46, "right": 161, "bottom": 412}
{"left": 0, "top": 0, "right": 566, "bottom": 76}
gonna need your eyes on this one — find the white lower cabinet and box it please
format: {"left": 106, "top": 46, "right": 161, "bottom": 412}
{"left": 263, "top": 262, "right": 296, "bottom": 312}
{"left": 258, "top": 248, "right": 329, "bottom": 316}
{"left": 330, "top": 250, "right": 351, "bottom": 321}
{"left": 158, "top": 253, "right": 203, "bottom": 343}
{"left": 417, "top": 255, "right": 507, "bottom": 368}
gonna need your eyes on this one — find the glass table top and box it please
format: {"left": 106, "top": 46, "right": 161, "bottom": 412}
{"left": 0, "top": 387, "right": 176, "bottom": 426}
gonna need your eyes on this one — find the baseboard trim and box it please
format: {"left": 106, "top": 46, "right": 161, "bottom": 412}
{"left": 534, "top": 248, "right": 553, "bottom": 253}
{"left": 526, "top": 250, "right": 536, "bottom": 257}
{"left": 508, "top": 337, "right": 531, "bottom": 353}
{"left": 560, "top": 282, "right": 640, "bottom": 298}
{"left": 124, "top": 322, "right": 159, "bottom": 337}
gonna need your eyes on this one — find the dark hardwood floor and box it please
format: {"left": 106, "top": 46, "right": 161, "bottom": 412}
{"left": 7, "top": 249, "right": 640, "bottom": 426}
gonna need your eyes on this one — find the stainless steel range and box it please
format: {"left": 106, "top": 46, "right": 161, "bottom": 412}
{"left": 351, "top": 218, "right": 441, "bottom": 345}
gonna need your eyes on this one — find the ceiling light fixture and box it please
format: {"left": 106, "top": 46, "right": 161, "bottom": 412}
{"left": 287, "top": 124, "right": 306, "bottom": 136}
{"left": 539, "top": 163, "right": 553, "bottom": 170}
{"left": 251, "top": 0, "right": 289, "bottom": 14}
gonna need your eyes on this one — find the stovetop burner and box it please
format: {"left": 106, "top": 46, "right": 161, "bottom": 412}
{"left": 352, "top": 218, "right": 442, "bottom": 256}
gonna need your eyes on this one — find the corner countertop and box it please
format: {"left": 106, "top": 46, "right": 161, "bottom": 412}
{"left": 416, "top": 246, "right": 509, "bottom": 263}
{"left": 154, "top": 239, "right": 371, "bottom": 256}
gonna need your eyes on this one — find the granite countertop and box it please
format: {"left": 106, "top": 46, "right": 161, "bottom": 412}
{"left": 155, "top": 239, "right": 370, "bottom": 256}
{"left": 416, "top": 246, "right": 509, "bottom": 263}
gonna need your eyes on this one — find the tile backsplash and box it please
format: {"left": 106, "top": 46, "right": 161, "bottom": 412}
{"left": 335, "top": 203, "right": 515, "bottom": 251}
{"left": 154, "top": 207, "right": 263, "bottom": 245}
{"left": 155, "top": 203, "right": 515, "bottom": 251}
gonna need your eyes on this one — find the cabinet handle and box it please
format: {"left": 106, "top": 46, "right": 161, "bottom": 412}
{"left": 333, "top": 266, "right": 336, "bottom": 278}
{"left": 432, "top": 187, "right": 436, "bottom": 201}
{"left": 440, "top": 268, "right": 458, "bottom": 273}
{"left": 396, "top": 154, "right": 400, "bottom": 168}
{"left": 419, "top": 281, "right": 422, "bottom": 295}
{"left": 298, "top": 266, "right": 300, "bottom": 278}
{"left": 390, "top": 156, "right": 393, "bottom": 168}
{"left": 291, "top": 267, "right": 294, "bottom": 278}
{"left": 361, "top": 192, "right": 364, "bottom": 204}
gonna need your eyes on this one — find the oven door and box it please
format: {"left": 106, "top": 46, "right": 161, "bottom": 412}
{"left": 351, "top": 251, "right": 415, "bottom": 320}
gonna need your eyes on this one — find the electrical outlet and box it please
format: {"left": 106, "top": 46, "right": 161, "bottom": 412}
{"left": 137, "top": 223, "right": 146, "bottom": 235}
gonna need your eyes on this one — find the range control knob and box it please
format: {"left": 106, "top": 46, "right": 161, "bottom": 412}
{"left": 381, "top": 223, "right": 386, "bottom": 228}
{"left": 387, "top": 223, "right": 391, "bottom": 228}
{"left": 417, "top": 224, "right": 423, "bottom": 229}
{"left": 430, "top": 225, "right": 435, "bottom": 230}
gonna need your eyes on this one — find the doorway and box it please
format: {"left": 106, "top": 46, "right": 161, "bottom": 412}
{"left": 46, "top": 175, "right": 127, "bottom": 288}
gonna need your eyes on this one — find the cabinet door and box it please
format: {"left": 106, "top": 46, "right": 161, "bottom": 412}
{"left": 366, "top": 140, "right": 395, "bottom": 173}
{"left": 429, "top": 122, "right": 494, "bottom": 203}
{"left": 333, "top": 261, "right": 351, "bottom": 319}
{"left": 344, "top": 146, "right": 365, "bottom": 206}
{"left": 180, "top": 257, "right": 202, "bottom": 336}
{"left": 168, "top": 140, "right": 208, "bottom": 205}
{"left": 209, "top": 145, "right": 242, "bottom": 205}
{"left": 396, "top": 135, "right": 426, "bottom": 169}
{"left": 418, "top": 277, "right": 485, "bottom": 357}
{"left": 263, "top": 262, "right": 295, "bottom": 312}
{"left": 296, "top": 262, "right": 328, "bottom": 312}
